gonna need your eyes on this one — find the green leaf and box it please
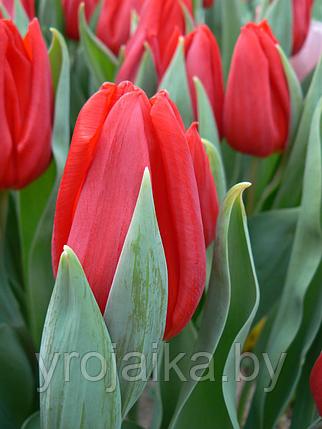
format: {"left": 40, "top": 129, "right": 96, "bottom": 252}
{"left": 263, "top": 262, "right": 322, "bottom": 429}
{"left": 169, "top": 182, "right": 259, "bottom": 429}
{"left": 38, "top": 0, "right": 64, "bottom": 33}
{"left": 20, "top": 29, "right": 70, "bottom": 349}
{"left": 13, "top": 0, "right": 29, "bottom": 35}
{"left": 248, "top": 208, "right": 298, "bottom": 323}
{"left": 221, "top": 0, "right": 242, "bottom": 79}
{"left": 251, "top": 99, "right": 322, "bottom": 428}
{"left": 134, "top": 43, "right": 158, "bottom": 98}
{"left": 159, "top": 37, "right": 193, "bottom": 128}
{"left": 194, "top": 77, "right": 220, "bottom": 150}
{"left": 0, "top": 324, "right": 35, "bottom": 429}
{"left": 40, "top": 247, "right": 122, "bottom": 429}
{"left": 21, "top": 412, "right": 40, "bottom": 429}
{"left": 202, "top": 139, "right": 227, "bottom": 203}
{"left": 278, "top": 46, "right": 303, "bottom": 143}
{"left": 274, "top": 56, "right": 322, "bottom": 208}
{"left": 79, "top": 3, "right": 118, "bottom": 87}
{"left": 264, "top": 0, "right": 292, "bottom": 56}
{"left": 104, "top": 169, "right": 167, "bottom": 417}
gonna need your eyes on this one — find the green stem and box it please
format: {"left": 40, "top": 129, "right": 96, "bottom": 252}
{"left": 0, "top": 191, "right": 9, "bottom": 263}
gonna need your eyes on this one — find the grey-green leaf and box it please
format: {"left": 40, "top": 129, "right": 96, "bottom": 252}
{"left": 40, "top": 247, "right": 122, "bottom": 429}
{"left": 104, "top": 168, "right": 168, "bottom": 418}
{"left": 159, "top": 38, "right": 193, "bottom": 128}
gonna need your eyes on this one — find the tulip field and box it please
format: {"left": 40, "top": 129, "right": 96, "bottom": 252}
{"left": 1, "top": 0, "right": 322, "bottom": 428}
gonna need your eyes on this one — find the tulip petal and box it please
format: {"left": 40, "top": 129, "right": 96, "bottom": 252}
{"left": 66, "top": 90, "right": 151, "bottom": 313}
{"left": 149, "top": 92, "right": 206, "bottom": 339}
{"left": 186, "top": 123, "right": 219, "bottom": 246}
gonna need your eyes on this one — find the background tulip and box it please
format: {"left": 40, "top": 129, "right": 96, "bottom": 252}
{"left": 0, "top": 0, "right": 34, "bottom": 18}
{"left": 52, "top": 81, "right": 218, "bottom": 340}
{"left": 184, "top": 24, "right": 224, "bottom": 136}
{"left": 0, "top": 19, "right": 53, "bottom": 189}
{"left": 96, "top": 0, "right": 144, "bottom": 55}
{"left": 117, "top": 0, "right": 192, "bottom": 82}
{"left": 224, "top": 21, "right": 290, "bottom": 157}
{"left": 310, "top": 353, "right": 322, "bottom": 416}
{"left": 292, "top": 0, "right": 314, "bottom": 54}
{"left": 62, "top": 0, "right": 97, "bottom": 39}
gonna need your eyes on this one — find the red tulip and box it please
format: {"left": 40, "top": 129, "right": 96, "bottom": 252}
{"left": 184, "top": 24, "right": 224, "bottom": 136}
{"left": 62, "top": 0, "right": 98, "bottom": 39}
{"left": 52, "top": 81, "right": 218, "bottom": 340}
{"left": 292, "top": 0, "right": 314, "bottom": 54}
{"left": 224, "top": 21, "right": 290, "bottom": 157}
{"left": 0, "top": 0, "right": 34, "bottom": 18}
{"left": 310, "top": 353, "right": 322, "bottom": 416}
{"left": 0, "top": 19, "right": 53, "bottom": 189}
{"left": 96, "top": 0, "right": 144, "bottom": 55}
{"left": 117, "top": 0, "right": 193, "bottom": 83}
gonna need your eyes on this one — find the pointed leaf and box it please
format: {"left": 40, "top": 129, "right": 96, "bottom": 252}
{"left": 79, "top": 3, "right": 118, "bottom": 87}
{"left": 159, "top": 37, "right": 193, "bottom": 127}
{"left": 202, "top": 138, "right": 226, "bottom": 203}
{"left": 135, "top": 43, "right": 158, "bottom": 98}
{"left": 264, "top": 0, "right": 292, "bottom": 56}
{"left": 104, "top": 169, "right": 168, "bottom": 417}
{"left": 40, "top": 247, "right": 121, "bottom": 429}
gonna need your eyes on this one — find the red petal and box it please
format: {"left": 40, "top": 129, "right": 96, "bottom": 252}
{"left": 149, "top": 92, "right": 206, "bottom": 339}
{"left": 67, "top": 90, "right": 151, "bottom": 312}
{"left": 310, "top": 353, "right": 322, "bottom": 416}
{"left": 186, "top": 123, "right": 219, "bottom": 246}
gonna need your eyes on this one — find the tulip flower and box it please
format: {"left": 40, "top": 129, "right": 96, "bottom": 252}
{"left": 96, "top": 0, "right": 144, "bottom": 55}
{"left": 224, "top": 21, "right": 290, "bottom": 157}
{"left": 292, "top": 0, "right": 314, "bottom": 54}
{"left": 0, "top": 0, "right": 34, "bottom": 18}
{"left": 117, "top": 0, "right": 193, "bottom": 83}
{"left": 184, "top": 25, "right": 224, "bottom": 136}
{"left": 310, "top": 353, "right": 322, "bottom": 416}
{"left": 0, "top": 19, "right": 53, "bottom": 189}
{"left": 62, "top": 0, "right": 98, "bottom": 39}
{"left": 52, "top": 81, "right": 218, "bottom": 340}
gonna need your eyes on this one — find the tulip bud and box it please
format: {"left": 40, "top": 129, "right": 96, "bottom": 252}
{"left": 117, "top": 0, "right": 193, "bottom": 82}
{"left": 0, "top": 19, "right": 53, "bottom": 189}
{"left": 52, "top": 81, "right": 218, "bottom": 340}
{"left": 96, "top": 0, "right": 144, "bottom": 55}
{"left": 0, "top": 0, "right": 34, "bottom": 18}
{"left": 292, "top": 0, "right": 314, "bottom": 54}
{"left": 184, "top": 25, "right": 224, "bottom": 136}
{"left": 224, "top": 21, "right": 290, "bottom": 157}
{"left": 310, "top": 353, "right": 322, "bottom": 416}
{"left": 61, "top": 0, "right": 97, "bottom": 39}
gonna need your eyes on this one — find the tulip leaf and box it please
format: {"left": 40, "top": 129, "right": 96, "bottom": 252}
{"left": 159, "top": 37, "right": 193, "bottom": 127}
{"left": 38, "top": 0, "right": 64, "bottom": 33}
{"left": 168, "top": 182, "right": 259, "bottom": 429}
{"left": 264, "top": 0, "right": 292, "bottom": 56}
{"left": 135, "top": 43, "right": 158, "bottom": 98}
{"left": 221, "top": 0, "right": 242, "bottom": 79}
{"left": 20, "top": 29, "right": 70, "bottom": 349}
{"left": 0, "top": 324, "right": 35, "bottom": 429}
{"left": 274, "top": 55, "right": 322, "bottom": 208}
{"left": 248, "top": 208, "right": 298, "bottom": 324}
{"left": 278, "top": 46, "right": 303, "bottom": 143}
{"left": 202, "top": 139, "right": 227, "bottom": 203}
{"left": 104, "top": 169, "right": 168, "bottom": 418}
{"left": 79, "top": 3, "right": 118, "bottom": 88}
{"left": 263, "top": 262, "right": 322, "bottom": 429}
{"left": 40, "top": 247, "right": 122, "bottom": 429}
{"left": 194, "top": 77, "right": 220, "bottom": 150}
{"left": 21, "top": 412, "right": 40, "bottom": 429}
{"left": 13, "top": 0, "right": 29, "bottom": 35}
{"left": 249, "top": 99, "right": 322, "bottom": 428}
